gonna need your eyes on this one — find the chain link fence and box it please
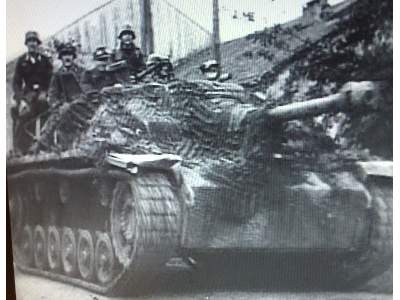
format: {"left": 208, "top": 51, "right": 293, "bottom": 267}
{"left": 47, "top": 0, "right": 212, "bottom": 62}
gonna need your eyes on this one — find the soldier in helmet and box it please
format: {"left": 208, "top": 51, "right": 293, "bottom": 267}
{"left": 200, "top": 60, "right": 232, "bottom": 82}
{"left": 48, "top": 42, "right": 85, "bottom": 110}
{"left": 112, "top": 25, "right": 145, "bottom": 77}
{"left": 81, "top": 47, "right": 123, "bottom": 97}
{"left": 145, "top": 54, "right": 175, "bottom": 83}
{"left": 32, "top": 43, "right": 86, "bottom": 153}
{"left": 12, "top": 31, "right": 53, "bottom": 153}
{"left": 199, "top": 60, "right": 220, "bottom": 81}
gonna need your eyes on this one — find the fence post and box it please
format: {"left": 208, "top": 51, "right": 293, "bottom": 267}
{"left": 83, "top": 21, "right": 92, "bottom": 53}
{"left": 147, "top": 1, "right": 154, "bottom": 54}
{"left": 140, "top": 0, "right": 154, "bottom": 56}
{"left": 113, "top": 7, "right": 120, "bottom": 49}
{"left": 212, "top": 0, "right": 221, "bottom": 68}
{"left": 99, "top": 13, "right": 108, "bottom": 46}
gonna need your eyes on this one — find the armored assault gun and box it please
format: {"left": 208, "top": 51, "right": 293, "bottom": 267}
{"left": 7, "top": 80, "right": 392, "bottom": 294}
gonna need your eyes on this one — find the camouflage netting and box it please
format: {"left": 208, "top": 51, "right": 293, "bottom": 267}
{"left": 36, "top": 81, "right": 252, "bottom": 168}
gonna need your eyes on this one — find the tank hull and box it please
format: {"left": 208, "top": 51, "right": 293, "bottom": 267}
{"left": 181, "top": 159, "right": 392, "bottom": 288}
{"left": 182, "top": 161, "right": 371, "bottom": 250}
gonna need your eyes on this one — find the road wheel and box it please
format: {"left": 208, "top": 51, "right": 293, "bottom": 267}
{"left": 17, "top": 225, "right": 33, "bottom": 266}
{"left": 77, "top": 229, "right": 95, "bottom": 281}
{"left": 47, "top": 226, "right": 61, "bottom": 271}
{"left": 61, "top": 227, "right": 77, "bottom": 276}
{"left": 33, "top": 225, "right": 47, "bottom": 269}
{"left": 95, "top": 232, "right": 115, "bottom": 284}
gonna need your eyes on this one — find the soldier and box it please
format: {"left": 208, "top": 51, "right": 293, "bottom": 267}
{"left": 112, "top": 25, "right": 146, "bottom": 77}
{"left": 48, "top": 42, "right": 85, "bottom": 110}
{"left": 81, "top": 47, "right": 123, "bottom": 97}
{"left": 30, "top": 43, "right": 86, "bottom": 153}
{"left": 145, "top": 54, "right": 175, "bottom": 83}
{"left": 199, "top": 60, "right": 232, "bottom": 82}
{"left": 12, "top": 31, "right": 53, "bottom": 153}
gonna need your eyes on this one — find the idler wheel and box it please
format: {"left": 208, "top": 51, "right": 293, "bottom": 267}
{"left": 33, "top": 225, "right": 47, "bottom": 269}
{"left": 95, "top": 232, "right": 115, "bottom": 284}
{"left": 61, "top": 227, "right": 77, "bottom": 276}
{"left": 18, "top": 225, "right": 33, "bottom": 266}
{"left": 77, "top": 230, "right": 95, "bottom": 280}
{"left": 47, "top": 226, "right": 61, "bottom": 271}
{"left": 111, "top": 182, "right": 138, "bottom": 266}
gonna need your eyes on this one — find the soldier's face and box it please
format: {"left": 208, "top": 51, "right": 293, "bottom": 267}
{"left": 26, "top": 39, "right": 39, "bottom": 53}
{"left": 61, "top": 54, "right": 74, "bottom": 67}
{"left": 121, "top": 34, "right": 134, "bottom": 45}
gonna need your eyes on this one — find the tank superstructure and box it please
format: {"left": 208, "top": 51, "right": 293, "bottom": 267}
{"left": 7, "top": 79, "right": 392, "bottom": 293}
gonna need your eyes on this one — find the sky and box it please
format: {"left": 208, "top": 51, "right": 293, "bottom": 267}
{"left": 6, "top": 0, "right": 345, "bottom": 61}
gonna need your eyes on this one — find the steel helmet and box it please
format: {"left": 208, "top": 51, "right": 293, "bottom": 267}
{"left": 199, "top": 60, "right": 219, "bottom": 73}
{"left": 118, "top": 25, "right": 136, "bottom": 40}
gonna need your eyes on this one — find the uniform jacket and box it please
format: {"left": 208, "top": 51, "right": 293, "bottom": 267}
{"left": 12, "top": 52, "right": 53, "bottom": 101}
{"left": 113, "top": 46, "right": 146, "bottom": 75}
{"left": 48, "top": 64, "right": 85, "bottom": 109}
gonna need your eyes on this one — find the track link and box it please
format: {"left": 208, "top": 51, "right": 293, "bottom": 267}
{"left": 11, "top": 171, "right": 183, "bottom": 295}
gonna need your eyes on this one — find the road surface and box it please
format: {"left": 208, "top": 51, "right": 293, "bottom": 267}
{"left": 14, "top": 270, "right": 391, "bottom": 300}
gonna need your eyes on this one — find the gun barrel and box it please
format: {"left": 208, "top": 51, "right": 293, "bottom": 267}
{"left": 267, "top": 93, "right": 346, "bottom": 121}
{"left": 264, "top": 81, "right": 383, "bottom": 122}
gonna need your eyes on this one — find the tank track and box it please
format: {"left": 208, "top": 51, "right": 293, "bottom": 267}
{"left": 9, "top": 169, "right": 183, "bottom": 295}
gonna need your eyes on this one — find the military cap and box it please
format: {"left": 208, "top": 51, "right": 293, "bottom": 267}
{"left": 93, "top": 46, "right": 111, "bottom": 61}
{"left": 118, "top": 25, "right": 136, "bottom": 40}
{"left": 25, "top": 31, "right": 42, "bottom": 45}
{"left": 58, "top": 42, "right": 77, "bottom": 59}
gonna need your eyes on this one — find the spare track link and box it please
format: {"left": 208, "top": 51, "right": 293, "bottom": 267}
{"left": 11, "top": 170, "right": 182, "bottom": 295}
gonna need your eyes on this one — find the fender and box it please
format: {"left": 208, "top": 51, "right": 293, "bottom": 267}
{"left": 355, "top": 161, "right": 393, "bottom": 182}
{"left": 106, "top": 152, "right": 182, "bottom": 173}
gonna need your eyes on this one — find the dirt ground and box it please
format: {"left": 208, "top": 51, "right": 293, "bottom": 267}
{"left": 14, "top": 269, "right": 391, "bottom": 300}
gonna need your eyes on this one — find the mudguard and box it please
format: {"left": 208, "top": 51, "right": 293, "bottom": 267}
{"left": 356, "top": 161, "right": 393, "bottom": 181}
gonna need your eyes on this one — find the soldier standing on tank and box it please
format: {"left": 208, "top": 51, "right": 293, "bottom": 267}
{"left": 48, "top": 43, "right": 85, "bottom": 110}
{"left": 81, "top": 47, "right": 123, "bottom": 97}
{"left": 199, "top": 60, "right": 232, "bottom": 82}
{"left": 112, "top": 25, "right": 146, "bottom": 78}
{"left": 12, "top": 31, "right": 53, "bottom": 153}
{"left": 30, "top": 43, "right": 86, "bottom": 153}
